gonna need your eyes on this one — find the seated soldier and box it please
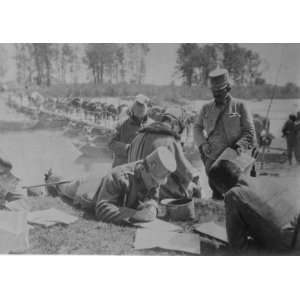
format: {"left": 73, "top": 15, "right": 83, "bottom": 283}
{"left": 128, "top": 107, "right": 201, "bottom": 200}
{"left": 209, "top": 159, "right": 300, "bottom": 254}
{"left": 46, "top": 147, "right": 176, "bottom": 225}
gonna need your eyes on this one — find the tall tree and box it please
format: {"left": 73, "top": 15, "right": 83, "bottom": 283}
{"left": 52, "top": 44, "right": 76, "bottom": 83}
{"left": 0, "top": 45, "right": 8, "bottom": 81}
{"left": 15, "top": 44, "right": 34, "bottom": 85}
{"left": 30, "top": 43, "right": 55, "bottom": 86}
{"left": 84, "top": 43, "right": 117, "bottom": 84}
{"left": 124, "top": 44, "right": 149, "bottom": 84}
{"left": 176, "top": 43, "right": 199, "bottom": 86}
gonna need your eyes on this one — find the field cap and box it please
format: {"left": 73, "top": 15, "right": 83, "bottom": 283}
{"left": 134, "top": 94, "right": 149, "bottom": 106}
{"left": 145, "top": 147, "right": 176, "bottom": 184}
{"left": 209, "top": 68, "right": 230, "bottom": 91}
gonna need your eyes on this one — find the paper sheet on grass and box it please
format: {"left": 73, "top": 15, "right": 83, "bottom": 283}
{"left": 134, "top": 229, "right": 201, "bottom": 254}
{"left": 132, "top": 218, "right": 182, "bottom": 232}
{"left": 0, "top": 211, "right": 29, "bottom": 253}
{"left": 6, "top": 198, "right": 31, "bottom": 211}
{"left": 193, "top": 222, "right": 228, "bottom": 243}
{"left": 28, "top": 208, "right": 78, "bottom": 227}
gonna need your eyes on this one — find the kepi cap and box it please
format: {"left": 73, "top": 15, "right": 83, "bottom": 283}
{"left": 145, "top": 147, "right": 176, "bottom": 184}
{"left": 209, "top": 68, "right": 230, "bottom": 91}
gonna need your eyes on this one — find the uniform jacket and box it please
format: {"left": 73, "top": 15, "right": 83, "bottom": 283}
{"left": 193, "top": 97, "right": 256, "bottom": 162}
{"left": 224, "top": 176, "right": 300, "bottom": 251}
{"left": 93, "top": 161, "right": 159, "bottom": 225}
{"left": 282, "top": 119, "right": 296, "bottom": 140}
{"left": 128, "top": 122, "right": 199, "bottom": 199}
{"left": 108, "top": 116, "right": 150, "bottom": 167}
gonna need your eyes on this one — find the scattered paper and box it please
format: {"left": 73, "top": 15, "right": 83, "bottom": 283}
{"left": 0, "top": 211, "right": 29, "bottom": 253}
{"left": 6, "top": 199, "right": 31, "bottom": 212}
{"left": 134, "top": 229, "right": 201, "bottom": 254}
{"left": 193, "top": 222, "right": 228, "bottom": 244}
{"left": 28, "top": 208, "right": 78, "bottom": 227}
{"left": 132, "top": 218, "right": 182, "bottom": 232}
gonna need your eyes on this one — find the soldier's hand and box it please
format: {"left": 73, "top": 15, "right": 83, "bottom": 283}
{"left": 199, "top": 143, "right": 209, "bottom": 160}
{"left": 125, "top": 144, "right": 131, "bottom": 153}
{"left": 233, "top": 144, "right": 242, "bottom": 155}
{"left": 131, "top": 200, "right": 158, "bottom": 222}
{"left": 187, "top": 180, "right": 202, "bottom": 199}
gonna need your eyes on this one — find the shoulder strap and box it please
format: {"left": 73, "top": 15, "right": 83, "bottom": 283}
{"left": 207, "top": 101, "right": 230, "bottom": 140}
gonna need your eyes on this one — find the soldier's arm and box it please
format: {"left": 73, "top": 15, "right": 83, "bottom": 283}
{"left": 224, "top": 190, "right": 252, "bottom": 251}
{"left": 172, "top": 141, "right": 200, "bottom": 184}
{"left": 225, "top": 189, "right": 262, "bottom": 254}
{"left": 94, "top": 173, "right": 136, "bottom": 225}
{"left": 281, "top": 120, "right": 288, "bottom": 136}
{"left": 235, "top": 102, "right": 257, "bottom": 150}
{"left": 108, "top": 123, "right": 130, "bottom": 156}
{"left": 193, "top": 107, "right": 207, "bottom": 147}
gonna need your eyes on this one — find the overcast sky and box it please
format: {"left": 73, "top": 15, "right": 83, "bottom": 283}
{"left": 5, "top": 43, "right": 300, "bottom": 86}
{"left": 145, "top": 43, "right": 300, "bottom": 85}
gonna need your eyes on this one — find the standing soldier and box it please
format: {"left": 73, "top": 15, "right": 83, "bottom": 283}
{"left": 282, "top": 114, "right": 297, "bottom": 165}
{"left": 108, "top": 94, "right": 150, "bottom": 167}
{"left": 193, "top": 68, "right": 256, "bottom": 200}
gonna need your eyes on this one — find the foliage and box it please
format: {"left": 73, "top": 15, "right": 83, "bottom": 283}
{"left": 176, "top": 43, "right": 264, "bottom": 87}
{"left": 0, "top": 46, "right": 8, "bottom": 80}
{"left": 15, "top": 44, "right": 56, "bottom": 87}
{"left": 14, "top": 43, "right": 150, "bottom": 87}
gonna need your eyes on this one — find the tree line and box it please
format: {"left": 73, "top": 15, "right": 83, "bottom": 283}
{"left": 176, "top": 43, "right": 265, "bottom": 87}
{"left": 14, "top": 43, "right": 149, "bottom": 87}
{"left": 0, "top": 43, "right": 298, "bottom": 100}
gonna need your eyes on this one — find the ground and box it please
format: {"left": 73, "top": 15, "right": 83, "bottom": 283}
{"left": 20, "top": 160, "right": 300, "bottom": 255}
{"left": 23, "top": 194, "right": 227, "bottom": 255}
{"left": 20, "top": 149, "right": 229, "bottom": 255}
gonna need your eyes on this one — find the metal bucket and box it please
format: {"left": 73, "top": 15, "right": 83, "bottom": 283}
{"left": 160, "top": 198, "right": 196, "bottom": 221}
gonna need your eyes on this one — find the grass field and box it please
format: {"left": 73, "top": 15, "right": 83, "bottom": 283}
{"left": 22, "top": 193, "right": 227, "bottom": 255}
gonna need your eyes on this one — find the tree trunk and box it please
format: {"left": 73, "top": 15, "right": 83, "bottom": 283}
{"left": 100, "top": 63, "right": 104, "bottom": 84}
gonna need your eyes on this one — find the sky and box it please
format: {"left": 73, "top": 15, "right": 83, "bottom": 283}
{"left": 5, "top": 43, "right": 300, "bottom": 86}
{"left": 145, "top": 43, "right": 300, "bottom": 85}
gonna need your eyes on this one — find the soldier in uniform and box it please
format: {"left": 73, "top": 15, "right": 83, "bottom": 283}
{"left": 282, "top": 114, "right": 297, "bottom": 165}
{"left": 94, "top": 146, "right": 177, "bottom": 225}
{"left": 128, "top": 107, "right": 201, "bottom": 200}
{"left": 193, "top": 68, "right": 256, "bottom": 199}
{"left": 108, "top": 94, "right": 150, "bottom": 167}
{"left": 209, "top": 159, "right": 300, "bottom": 254}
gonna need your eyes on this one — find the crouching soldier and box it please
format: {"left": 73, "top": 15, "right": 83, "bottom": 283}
{"left": 209, "top": 159, "right": 300, "bottom": 254}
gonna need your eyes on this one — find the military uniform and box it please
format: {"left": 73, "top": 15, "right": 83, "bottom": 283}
{"left": 282, "top": 118, "right": 296, "bottom": 164}
{"left": 128, "top": 121, "right": 199, "bottom": 200}
{"left": 194, "top": 96, "right": 256, "bottom": 171}
{"left": 108, "top": 116, "right": 149, "bottom": 167}
{"left": 94, "top": 147, "right": 176, "bottom": 224}
{"left": 193, "top": 69, "right": 256, "bottom": 198}
{"left": 94, "top": 161, "right": 159, "bottom": 224}
{"left": 224, "top": 176, "right": 300, "bottom": 252}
